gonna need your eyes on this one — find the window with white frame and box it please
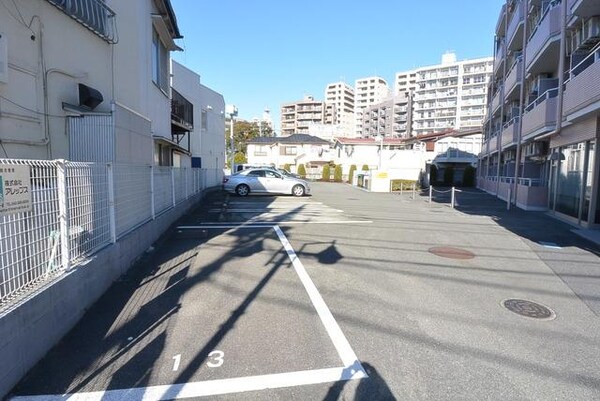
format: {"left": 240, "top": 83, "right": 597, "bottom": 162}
{"left": 281, "top": 146, "right": 297, "bottom": 155}
{"left": 254, "top": 145, "right": 268, "bottom": 156}
{"left": 152, "top": 29, "right": 169, "bottom": 94}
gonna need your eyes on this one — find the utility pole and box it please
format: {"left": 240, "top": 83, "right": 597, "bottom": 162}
{"left": 226, "top": 104, "right": 238, "bottom": 173}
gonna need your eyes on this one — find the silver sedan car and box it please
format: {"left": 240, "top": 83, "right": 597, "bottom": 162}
{"left": 223, "top": 168, "right": 311, "bottom": 197}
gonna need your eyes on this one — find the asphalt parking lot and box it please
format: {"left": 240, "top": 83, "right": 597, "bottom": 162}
{"left": 8, "top": 182, "right": 600, "bottom": 400}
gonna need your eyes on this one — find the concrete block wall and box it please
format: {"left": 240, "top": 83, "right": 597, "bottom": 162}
{"left": 0, "top": 190, "right": 211, "bottom": 398}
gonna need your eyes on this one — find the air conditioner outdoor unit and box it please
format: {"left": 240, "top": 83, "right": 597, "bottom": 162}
{"left": 523, "top": 141, "right": 549, "bottom": 157}
{"left": 572, "top": 17, "right": 600, "bottom": 52}
{"left": 503, "top": 149, "right": 516, "bottom": 162}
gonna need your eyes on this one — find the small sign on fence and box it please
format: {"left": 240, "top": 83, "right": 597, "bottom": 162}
{"left": 0, "top": 164, "right": 32, "bottom": 216}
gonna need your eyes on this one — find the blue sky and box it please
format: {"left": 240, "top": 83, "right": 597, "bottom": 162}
{"left": 171, "top": 0, "right": 506, "bottom": 131}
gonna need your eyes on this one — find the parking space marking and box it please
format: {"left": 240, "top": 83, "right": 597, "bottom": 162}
{"left": 10, "top": 367, "right": 362, "bottom": 401}
{"left": 273, "top": 225, "right": 365, "bottom": 370}
{"left": 13, "top": 225, "right": 366, "bottom": 400}
{"left": 180, "top": 220, "right": 373, "bottom": 227}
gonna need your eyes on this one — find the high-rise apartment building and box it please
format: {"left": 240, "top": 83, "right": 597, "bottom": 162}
{"left": 354, "top": 77, "right": 391, "bottom": 137}
{"left": 361, "top": 92, "right": 413, "bottom": 138}
{"left": 280, "top": 96, "right": 333, "bottom": 136}
{"left": 394, "top": 71, "right": 418, "bottom": 95}
{"left": 325, "top": 82, "right": 355, "bottom": 136}
{"left": 478, "top": 0, "right": 600, "bottom": 227}
{"left": 405, "top": 53, "right": 493, "bottom": 136}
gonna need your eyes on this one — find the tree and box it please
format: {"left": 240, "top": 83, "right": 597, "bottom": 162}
{"left": 333, "top": 165, "right": 343, "bottom": 182}
{"left": 283, "top": 163, "right": 291, "bottom": 172}
{"left": 443, "top": 165, "right": 455, "bottom": 186}
{"left": 321, "top": 164, "right": 331, "bottom": 181}
{"left": 225, "top": 119, "right": 274, "bottom": 156}
{"left": 297, "top": 164, "right": 306, "bottom": 178}
{"left": 361, "top": 164, "right": 369, "bottom": 171}
{"left": 234, "top": 152, "right": 247, "bottom": 164}
{"left": 348, "top": 165, "right": 357, "bottom": 184}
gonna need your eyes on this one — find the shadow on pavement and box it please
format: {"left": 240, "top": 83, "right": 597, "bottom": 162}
{"left": 323, "top": 362, "right": 396, "bottom": 401}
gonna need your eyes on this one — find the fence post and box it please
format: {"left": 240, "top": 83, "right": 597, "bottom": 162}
{"left": 150, "top": 165, "right": 155, "bottom": 220}
{"left": 171, "top": 168, "right": 176, "bottom": 207}
{"left": 107, "top": 163, "right": 117, "bottom": 243}
{"left": 56, "top": 160, "right": 71, "bottom": 271}
{"left": 412, "top": 182, "right": 416, "bottom": 199}
{"left": 429, "top": 185, "right": 433, "bottom": 203}
{"left": 400, "top": 183, "right": 403, "bottom": 196}
{"left": 507, "top": 187, "right": 511, "bottom": 211}
{"left": 185, "top": 168, "right": 189, "bottom": 199}
{"left": 451, "top": 186, "right": 456, "bottom": 209}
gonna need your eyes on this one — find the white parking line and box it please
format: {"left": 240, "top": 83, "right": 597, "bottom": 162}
{"left": 273, "top": 226, "right": 365, "bottom": 370}
{"left": 9, "top": 367, "right": 363, "bottom": 401}
{"left": 181, "top": 220, "right": 373, "bottom": 228}
{"left": 14, "top": 226, "right": 367, "bottom": 400}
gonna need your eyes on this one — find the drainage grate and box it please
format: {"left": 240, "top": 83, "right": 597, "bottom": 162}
{"left": 502, "top": 299, "right": 556, "bottom": 320}
{"left": 429, "top": 247, "right": 475, "bottom": 260}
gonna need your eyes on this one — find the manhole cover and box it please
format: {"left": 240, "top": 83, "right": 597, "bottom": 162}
{"left": 429, "top": 247, "right": 475, "bottom": 260}
{"left": 502, "top": 299, "right": 556, "bottom": 320}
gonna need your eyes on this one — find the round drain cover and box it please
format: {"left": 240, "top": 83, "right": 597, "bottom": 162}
{"left": 502, "top": 299, "right": 556, "bottom": 320}
{"left": 429, "top": 247, "right": 475, "bottom": 260}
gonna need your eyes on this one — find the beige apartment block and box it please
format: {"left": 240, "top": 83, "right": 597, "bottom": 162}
{"left": 280, "top": 96, "right": 333, "bottom": 136}
{"left": 354, "top": 76, "right": 391, "bottom": 137}
{"left": 479, "top": 0, "right": 600, "bottom": 228}
{"left": 325, "top": 81, "right": 355, "bottom": 136}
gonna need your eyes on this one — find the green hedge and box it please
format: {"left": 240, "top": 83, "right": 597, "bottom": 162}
{"left": 297, "top": 164, "right": 306, "bottom": 178}
{"left": 348, "top": 165, "right": 357, "bottom": 184}
{"left": 333, "top": 165, "right": 343, "bottom": 182}
{"left": 321, "top": 164, "right": 331, "bottom": 181}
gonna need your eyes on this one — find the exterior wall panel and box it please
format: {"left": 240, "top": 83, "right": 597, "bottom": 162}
{"left": 68, "top": 115, "right": 114, "bottom": 162}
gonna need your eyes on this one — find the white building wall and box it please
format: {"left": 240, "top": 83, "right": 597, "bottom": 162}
{"left": 247, "top": 143, "right": 332, "bottom": 169}
{"left": 0, "top": 0, "right": 175, "bottom": 161}
{"left": 171, "top": 61, "right": 226, "bottom": 178}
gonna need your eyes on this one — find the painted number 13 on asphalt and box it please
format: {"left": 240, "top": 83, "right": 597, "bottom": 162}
{"left": 172, "top": 350, "right": 224, "bottom": 371}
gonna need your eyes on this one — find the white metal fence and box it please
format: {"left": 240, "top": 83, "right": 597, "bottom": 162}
{"left": 0, "top": 159, "right": 217, "bottom": 312}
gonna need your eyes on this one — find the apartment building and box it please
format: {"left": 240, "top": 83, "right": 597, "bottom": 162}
{"left": 325, "top": 81, "right": 355, "bottom": 136}
{"left": 0, "top": 0, "right": 185, "bottom": 166}
{"left": 171, "top": 61, "right": 226, "bottom": 180}
{"left": 354, "top": 77, "right": 391, "bottom": 137}
{"left": 361, "top": 92, "right": 413, "bottom": 138}
{"left": 280, "top": 96, "right": 333, "bottom": 136}
{"left": 408, "top": 53, "right": 493, "bottom": 136}
{"left": 479, "top": 0, "right": 600, "bottom": 228}
{"left": 394, "top": 70, "right": 418, "bottom": 95}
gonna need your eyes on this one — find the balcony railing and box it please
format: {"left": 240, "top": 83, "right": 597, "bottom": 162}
{"left": 526, "top": 2, "right": 561, "bottom": 70}
{"left": 525, "top": 87, "right": 558, "bottom": 112}
{"left": 563, "top": 45, "right": 600, "bottom": 117}
{"left": 504, "top": 57, "right": 523, "bottom": 98}
{"left": 171, "top": 88, "right": 193, "bottom": 130}
{"left": 501, "top": 117, "right": 520, "bottom": 147}
{"left": 522, "top": 88, "right": 558, "bottom": 137}
{"left": 46, "top": 0, "right": 117, "bottom": 43}
{"left": 506, "top": 0, "right": 524, "bottom": 50}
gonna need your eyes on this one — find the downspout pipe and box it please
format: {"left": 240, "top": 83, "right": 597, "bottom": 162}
{"left": 512, "top": 0, "right": 529, "bottom": 206}
{"left": 496, "top": 0, "right": 510, "bottom": 194}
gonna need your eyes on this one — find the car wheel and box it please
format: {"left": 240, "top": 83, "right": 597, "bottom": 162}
{"left": 236, "top": 184, "right": 250, "bottom": 197}
{"left": 292, "top": 184, "right": 305, "bottom": 197}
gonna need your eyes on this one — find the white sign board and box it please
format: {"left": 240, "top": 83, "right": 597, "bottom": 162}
{"left": 0, "top": 164, "right": 32, "bottom": 216}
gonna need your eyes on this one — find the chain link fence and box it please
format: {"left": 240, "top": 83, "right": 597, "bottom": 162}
{"left": 0, "top": 159, "right": 217, "bottom": 312}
